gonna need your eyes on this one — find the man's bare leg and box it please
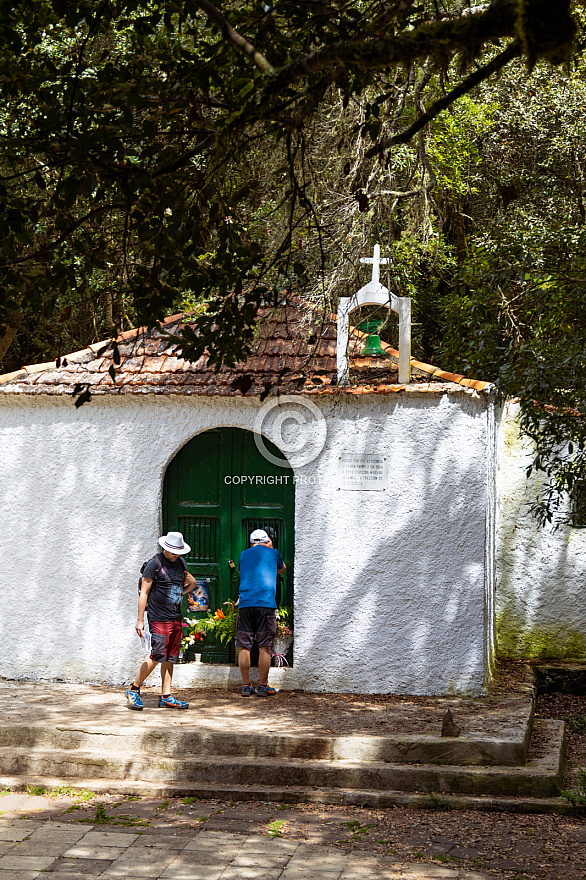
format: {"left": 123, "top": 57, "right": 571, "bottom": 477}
{"left": 160, "top": 662, "right": 173, "bottom": 695}
{"left": 239, "top": 648, "right": 251, "bottom": 684}
{"left": 133, "top": 657, "right": 158, "bottom": 688}
{"left": 259, "top": 646, "right": 271, "bottom": 686}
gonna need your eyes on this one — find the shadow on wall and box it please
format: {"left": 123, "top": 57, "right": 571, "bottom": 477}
{"left": 0, "top": 398, "right": 162, "bottom": 683}
{"left": 496, "top": 403, "right": 586, "bottom": 661}
{"left": 291, "top": 392, "right": 491, "bottom": 696}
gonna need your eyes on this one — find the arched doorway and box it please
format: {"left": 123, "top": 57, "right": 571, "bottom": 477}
{"left": 163, "top": 427, "right": 295, "bottom": 663}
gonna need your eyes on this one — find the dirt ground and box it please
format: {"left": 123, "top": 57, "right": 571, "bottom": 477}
{"left": 0, "top": 659, "right": 530, "bottom": 739}
{"left": 165, "top": 687, "right": 531, "bottom": 738}
{"left": 165, "top": 658, "right": 534, "bottom": 738}
{"left": 534, "top": 690, "right": 586, "bottom": 789}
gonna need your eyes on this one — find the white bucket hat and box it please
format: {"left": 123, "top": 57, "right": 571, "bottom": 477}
{"left": 250, "top": 528, "right": 270, "bottom": 544}
{"left": 158, "top": 531, "right": 191, "bottom": 555}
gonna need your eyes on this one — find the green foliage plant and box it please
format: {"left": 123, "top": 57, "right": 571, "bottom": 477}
{"left": 338, "top": 821, "right": 376, "bottom": 840}
{"left": 561, "top": 767, "right": 586, "bottom": 809}
{"left": 266, "top": 819, "right": 286, "bottom": 837}
{"left": 419, "top": 792, "right": 454, "bottom": 811}
{"left": 438, "top": 51, "right": 586, "bottom": 527}
{"left": 49, "top": 785, "right": 96, "bottom": 800}
{"left": 78, "top": 802, "right": 150, "bottom": 826}
{"left": 26, "top": 785, "right": 47, "bottom": 796}
{"left": 567, "top": 715, "right": 586, "bottom": 735}
{"left": 91, "top": 803, "right": 110, "bottom": 825}
{"left": 276, "top": 605, "right": 293, "bottom": 638}
{"left": 182, "top": 600, "right": 238, "bottom": 651}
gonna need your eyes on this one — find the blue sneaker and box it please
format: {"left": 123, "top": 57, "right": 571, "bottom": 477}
{"left": 158, "top": 694, "right": 189, "bottom": 709}
{"left": 241, "top": 684, "right": 254, "bottom": 697}
{"left": 255, "top": 685, "right": 277, "bottom": 696}
{"left": 125, "top": 687, "right": 143, "bottom": 710}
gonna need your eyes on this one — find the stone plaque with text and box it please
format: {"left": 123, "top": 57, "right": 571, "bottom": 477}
{"left": 337, "top": 453, "right": 388, "bottom": 491}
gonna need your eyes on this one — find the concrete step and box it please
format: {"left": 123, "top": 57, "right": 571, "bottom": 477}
{"left": 0, "top": 723, "right": 531, "bottom": 766}
{"left": 0, "top": 720, "right": 563, "bottom": 799}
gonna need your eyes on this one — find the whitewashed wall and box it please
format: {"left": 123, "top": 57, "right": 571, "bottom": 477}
{"left": 293, "top": 391, "right": 494, "bottom": 695}
{"left": 0, "top": 388, "right": 493, "bottom": 694}
{"left": 496, "top": 400, "right": 586, "bottom": 659}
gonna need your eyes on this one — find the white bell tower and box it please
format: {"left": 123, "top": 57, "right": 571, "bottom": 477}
{"left": 337, "top": 244, "right": 412, "bottom": 385}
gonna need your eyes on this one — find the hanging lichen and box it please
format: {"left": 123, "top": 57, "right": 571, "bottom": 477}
{"left": 517, "top": 0, "right": 576, "bottom": 69}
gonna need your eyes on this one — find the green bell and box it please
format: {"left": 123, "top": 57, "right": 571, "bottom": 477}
{"left": 357, "top": 319, "right": 386, "bottom": 357}
{"left": 360, "top": 334, "right": 386, "bottom": 357}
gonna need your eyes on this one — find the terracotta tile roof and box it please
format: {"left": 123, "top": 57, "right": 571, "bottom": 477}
{"left": 0, "top": 302, "right": 491, "bottom": 397}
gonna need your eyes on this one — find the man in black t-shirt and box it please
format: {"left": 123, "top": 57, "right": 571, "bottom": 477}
{"left": 125, "top": 531, "right": 196, "bottom": 710}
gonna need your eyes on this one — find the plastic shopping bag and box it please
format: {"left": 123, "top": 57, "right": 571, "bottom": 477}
{"left": 140, "top": 630, "right": 152, "bottom": 656}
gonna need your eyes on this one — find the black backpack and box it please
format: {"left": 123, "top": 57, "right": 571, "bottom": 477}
{"left": 138, "top": 552, "right": 187, "bottom": 593}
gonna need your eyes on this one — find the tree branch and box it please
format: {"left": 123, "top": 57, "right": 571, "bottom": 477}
{"left": 192, "top": 0, "right": 273, "bottom": 73}
{"left": 375, "top": 187, "right": 433, "bottom": 198}
{"left": 367, "top": 0, "right": 419, "bottom": 36}
{"left": 259, "top": 0, "right": 518, "bottom": 103}
{"left": 0, "top": 203, "right": 124, "bottom": 267}
{"left": 366, "top": 40, "right": 522, "bottom": 157}
{"left": 151, "top": 134, "right": 215, "bottom": 177}
{"left": 292, "top": 65, "right": 345, "bottom": 128}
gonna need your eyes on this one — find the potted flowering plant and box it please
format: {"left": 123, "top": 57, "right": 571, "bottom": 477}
{"left": 181, "top": 601, "right": 238, "bottom": 655}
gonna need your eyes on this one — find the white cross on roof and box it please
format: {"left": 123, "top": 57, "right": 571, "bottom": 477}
{"left": 360, "top": 243, "right": 389, "bottom": 285}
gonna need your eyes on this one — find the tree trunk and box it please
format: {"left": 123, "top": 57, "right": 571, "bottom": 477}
{"left": 0, "top": 313, "right": 23, "bottom": 365}
{"left": 102, "top": 291, "right": 114, "bottom": 333}
{"left": 112, "top": 289, "right": 124, "bottom": 329}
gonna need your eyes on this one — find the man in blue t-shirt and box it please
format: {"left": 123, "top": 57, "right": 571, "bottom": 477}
{"left": 237, "top": 528, "right": 286, "bottom": 697}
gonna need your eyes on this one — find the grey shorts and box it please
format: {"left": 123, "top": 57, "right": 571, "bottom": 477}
{"left": 236, "top": 607, "right": 277, "bottom": 650}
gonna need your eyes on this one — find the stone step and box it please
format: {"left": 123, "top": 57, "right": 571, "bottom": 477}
{"left": 0, "top": 720, "right": 563, "bottom": 799}
{"left": 0, "top": 773, "right": 574, "bottom": 815}
{"left": 0, "top": 723, "right": 531, "bottom": 766}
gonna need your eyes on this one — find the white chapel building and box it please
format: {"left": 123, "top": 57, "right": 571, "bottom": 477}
{"left": 0, "top": 251, "right": 584, "bottom": 694}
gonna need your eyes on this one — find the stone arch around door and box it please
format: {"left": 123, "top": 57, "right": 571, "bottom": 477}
{"left": 162, "top": 427, "right": 295, "bottom": 663}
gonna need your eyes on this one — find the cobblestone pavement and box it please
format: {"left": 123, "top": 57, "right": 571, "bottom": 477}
{"left": 1, "top": 791, "right": 585, "bottom": 880}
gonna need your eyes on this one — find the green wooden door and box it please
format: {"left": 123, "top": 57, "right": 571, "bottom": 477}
{"left": 163, "top": 427, "right": 295, "bottom": 663}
